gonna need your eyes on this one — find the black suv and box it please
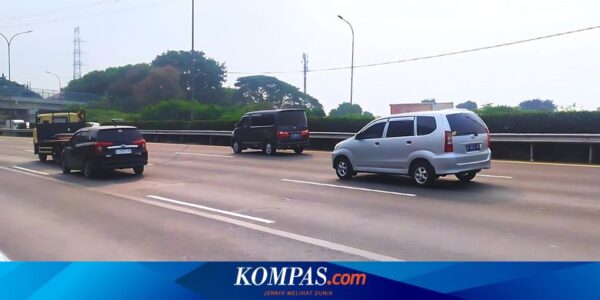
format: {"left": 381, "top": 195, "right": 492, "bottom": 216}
{"left": 232, "top": 109, "right": 310, "bottom": 155}
{"left": 61, "top": 126, "right": 148, "bottom": 178}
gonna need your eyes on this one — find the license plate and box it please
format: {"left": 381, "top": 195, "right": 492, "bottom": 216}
{"left": 115, "top": 149, "right": 132, "bottom": 155}
{"left": 291, "top": 133, "right": 300, "bottom": 139}
{"left": 466, "top": 143, "right": 481, "bottom": 152}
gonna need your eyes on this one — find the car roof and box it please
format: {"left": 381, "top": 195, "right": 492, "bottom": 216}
{"left": 244, "top": 108, "right": 305, "bottom": 115}
{"left": 78, "top": 125, "right": 138, "bottom": 132}
{"left": 376, "top": 108, "right": 474, "bottom": 121}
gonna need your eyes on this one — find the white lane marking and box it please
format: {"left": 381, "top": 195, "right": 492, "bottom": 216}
{"left": 479, "top": 174, "right": 513, "bottom": 179}
{"left": 0, "top": 165, "right": 400, "bottom": 261}
{"left": 495, "top": 160, "right": 600, "bottom": 169}
{"left": 24, "top": 149, "right": 34, "bottom": 152}
{"left": 147, "top": 195, "right": 275, "bottom": 224}
{"left": 147, "top": 163, "right": 155, "bottom": 166}
{"left": 12, "top": 166, "right": 50, "bottom": 176}
{"left": 282, "top": 179, "right": 417, "bottom": 197}
{"left": 175, "top": 152, "right": 233, "bottom": 158}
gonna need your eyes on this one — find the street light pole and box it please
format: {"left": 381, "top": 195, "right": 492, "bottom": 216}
{"left": 0, "top": 30, "right": 33, "bottom": 81}
{"left": 1, "top": 30, "right": 32, "bottom": 119}
{"left": 46, "top": 71, "right": 62, "bottom": 93}
{"left": 337, "top": 15, "right": 354, "bottom": 105}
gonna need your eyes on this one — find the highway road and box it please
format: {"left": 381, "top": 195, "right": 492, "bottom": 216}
{"left": 0, "top": 136, "right": 599, "bottom": 261}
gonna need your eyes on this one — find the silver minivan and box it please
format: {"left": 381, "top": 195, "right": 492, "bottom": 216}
{"left": 331, "top": 109, "right": 491, "bottom": 186}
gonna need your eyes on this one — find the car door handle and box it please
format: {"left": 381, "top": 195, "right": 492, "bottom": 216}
{"left": 374, "top": 142, "right": 380, "bottom": 146}
{"left": 406, "top": 141, "right": 412, "bottom": 145}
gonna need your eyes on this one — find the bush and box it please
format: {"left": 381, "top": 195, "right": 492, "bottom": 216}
{"left": 121, "top": 111, "right": 600, "bottom": 134}
{"left": 480, "top": 111, "right": 600, "bottom": 133}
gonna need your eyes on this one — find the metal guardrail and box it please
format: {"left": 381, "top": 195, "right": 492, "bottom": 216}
{"left": 1, "top": 129, "right": 598, "bottom": 163}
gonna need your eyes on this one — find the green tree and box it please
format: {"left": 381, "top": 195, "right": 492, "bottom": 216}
{"left": 477, "top": 104, "right": 521, "bottom": 114}
{"left": 233, "top": 75, "right": 323, "bottom": 110}
{"left": 131, "top": 66, "right": 181, "bottom": 107}
{"left": 456, "top": 100, "right": 478, "bottom": 111}
{"left": 329, "top": 102, "right": 374, "bottom": 118}
{"left": 0, "top": 76, "right": 42, "bottom": 98}
{"left": 519, "top": 99, "right": 556, "bottom": 112}
{"left": 152, "top": 50, "right": 227, "bottom": 104}
{"left": 306, "top": 107, "right": 326, "bottom": 118}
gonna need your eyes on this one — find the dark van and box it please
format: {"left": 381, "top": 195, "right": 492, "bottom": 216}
{"left": 232, "top": 109, "right": 310, "bottom": 155}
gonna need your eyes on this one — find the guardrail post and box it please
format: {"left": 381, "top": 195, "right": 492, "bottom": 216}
{"left": 529, "top": 143, "right": 534, "bottom": 162}
{"left": 590, "top": 145, "right": 594, "bottom": 164}
{"left": 209, "top": 136, "right": 212, "bottom": 145}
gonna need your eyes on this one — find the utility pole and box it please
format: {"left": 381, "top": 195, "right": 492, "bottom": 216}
{"left": 73, "top": 27, "right": 82, "bottom": 80}
{"left": 190, "top": 0, "right": 195, "bottom": 121}
{"left": 301, "top": 53, "right": 308, "bottom": 95}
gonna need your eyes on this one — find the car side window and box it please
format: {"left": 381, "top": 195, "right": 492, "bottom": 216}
{"left": 80, "top": 131, "right": 90, "bottom": 142}
{"left": 71, "top": 132, "right": 82, "bottom": 144}
{"left": 250, "top": 114, "right": 274, "bottom": 127}
{"left": 417, "top": 116, "right": 437, "bottom": 136}
{"left": 358, "top": 122, "right": 386, "bottom": 140}
{"left": 239, "top": 116, "right": 250, "bottom": 127}
{"left": 386, "top": 119, "right": 414, "bottom": 138}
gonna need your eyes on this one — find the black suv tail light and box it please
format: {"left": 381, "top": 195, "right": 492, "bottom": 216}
{"left": 94, "top": 141, "right": 113, "bottom": 154}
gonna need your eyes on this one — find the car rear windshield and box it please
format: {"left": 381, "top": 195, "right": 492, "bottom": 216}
{"left": 446, "top": 113, "right": 487, "bottom": 136}
{"left": 276, "top": 111, "right": 307, "bottom": 127}
{"left": 96, "top": 128, "right": 142, "bottom": 142}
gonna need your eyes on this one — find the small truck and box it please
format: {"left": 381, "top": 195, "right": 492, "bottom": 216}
{"left": 33, "top": 110, "right": 87, "bottom": 162}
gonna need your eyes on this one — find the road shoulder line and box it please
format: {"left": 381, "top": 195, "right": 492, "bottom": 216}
{"left": 12, "top": 166, "right": 50, "bottom": 176}
{"left": 282, "top": 179, "right": 417, "bottom": 197}
{"left": 147, "top": 195, "right": 275, "bottom": 224}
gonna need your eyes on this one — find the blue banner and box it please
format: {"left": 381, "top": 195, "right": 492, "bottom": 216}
{"left": 1, "top": 262, "right": 599, "bottom": 299}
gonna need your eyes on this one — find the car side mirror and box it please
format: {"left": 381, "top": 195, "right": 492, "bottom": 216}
{"left": 234, "top": 122, "right": 239, "bottom": 128}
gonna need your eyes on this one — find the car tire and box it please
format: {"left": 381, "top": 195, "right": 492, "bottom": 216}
{"left": 38, "top": 154, "right": 47, "bottom": 162}
{"left": 232, "top": 140, "right": 243, "bottom": 154}
{"left": 456, "top": 171, "right": 477, "bottom": 182}
{"left": 293, "top": 147, "right": 304, "bottom": 154}
{"left": 133, "top": 166, "right": 144, "bottom": 175}
{"left": 61, "top": 159, "right": 71, "bottom": 174}
{"left": 83, "top": 161, "right": 95, "bottom": 179}
{"left": 263, "top": 141, "right": 276, "bottom": 156}
{"left": 335, "top": 157, "right": 353, "bottom": 180}
{"left": 411, "top": 160, "right": 436, "bottom": 187}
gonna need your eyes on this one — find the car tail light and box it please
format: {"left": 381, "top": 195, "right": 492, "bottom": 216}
{"left": 444, "top": 131, "right": 454, "bottom": 153}
{"left": 94, "top": 141, "right": 113, "bottom": 154}
{"left": 301, "top": 129, "right": 310, "bottom": 138}
{"left": 133, "top": 138, "right": 146, "bottom": 150}
{"left": 486, "top": 127, "right": 491, "bottom": 149}
{"left": 277, "top": 131, "right": 290, "bottom": 139}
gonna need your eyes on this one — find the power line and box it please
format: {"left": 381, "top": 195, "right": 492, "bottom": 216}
{"left": 0, "top": 0, "right": 186, "bottom": 29}
{"left": 229, "top": 24, "right": 600, "bottom": 75}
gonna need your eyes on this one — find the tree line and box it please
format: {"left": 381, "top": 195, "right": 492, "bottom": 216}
{"left": 65, "top": 50, "right": 375, "bottom": 120}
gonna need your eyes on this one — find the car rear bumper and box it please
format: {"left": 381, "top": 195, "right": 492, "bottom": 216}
{"left": 431, "top": 150, "right": 492, "bottom": 175}
{"left": 277, "top": 139, "right": 310, "bottom": 149}
{"left": 91, "top": 153, "right": 148, "bottom": 170}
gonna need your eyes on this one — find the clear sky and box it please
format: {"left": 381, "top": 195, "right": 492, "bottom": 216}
{"left": 1, "top": 0, "right": 599, "bottom": 115}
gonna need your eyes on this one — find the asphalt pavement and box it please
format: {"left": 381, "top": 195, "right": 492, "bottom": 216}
{"left": 0, "top": 136, "right": 599, "bottom": 261}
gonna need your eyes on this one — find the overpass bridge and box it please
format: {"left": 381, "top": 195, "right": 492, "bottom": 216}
{"left": 0, "top": 95, "right": 90, "bottom": 122}
{"left": 0, "top": 87, "right": 98, "bottom": 123}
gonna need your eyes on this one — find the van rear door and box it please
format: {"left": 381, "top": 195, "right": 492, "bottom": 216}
{"left": 275, "top": 110, "right": 308, "bottom": 141}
